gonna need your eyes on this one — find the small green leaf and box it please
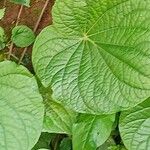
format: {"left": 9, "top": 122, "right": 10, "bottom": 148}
{"left": 73, "top": 114, "right": 115, "bottom": 150}
{"left": 0, "top": 8, "right": 5, "bottom": 19}
{"left": 10, "top": 0, "right": 30, "bottom": 7}
{"left": 119, "top": 98, "right": 150, "bottom": 150}
{"left": 59, "top": 137, "right": 72, "bottom": 150}
{"left": 0, "top": 27, "right": 6, "bottom": 50}
{"left": 11, "top": 25, "right": 35, "bottom": 47}
{"left": 0, "top": 53, "right": 6, "bottom": 61}
{"left": 0, "top": 61, "right": 44, "bottom": 150}
{"left": 37, "top": 149, "right": 49, "bottom": 150}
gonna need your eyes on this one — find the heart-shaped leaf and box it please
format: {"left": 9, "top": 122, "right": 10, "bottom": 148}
{"left": 32, "top": 0, "right": 150, "bottom": 114}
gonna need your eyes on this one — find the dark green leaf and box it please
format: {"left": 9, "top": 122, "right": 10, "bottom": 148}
{"left": 0, "top": 27, "right": 6, "bottom": 50}
{"left": 32, "top": 132, "right": 54, "bottom": 150}
{"left": 59, "top": 137, "right": 72, "bottom": 150}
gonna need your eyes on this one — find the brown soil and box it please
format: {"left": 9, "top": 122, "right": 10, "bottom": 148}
{"left": 0, "top": 0, "right": 54, "bottom": 71}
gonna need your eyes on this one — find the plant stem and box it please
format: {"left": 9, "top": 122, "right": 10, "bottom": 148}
{"left": 53, "top": 135, "right": 60, "bottom": 150}
{"left": 16, "top": 5, "right": 24, "bottom": 26}
{"left": 18, "top": 0, "right": 50, "bottom": 64}
{"left": 33, "top": 0, "right": 50, "bottom": 32}
{"left": 8, "top": 5, "right": 23, "bottom": 59}
{"left": 3, "top": 0, "right": 6, "bottom": 7}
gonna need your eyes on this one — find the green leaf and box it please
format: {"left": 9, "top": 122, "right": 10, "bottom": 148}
{"left": 11, "top": 25, "right": 35, "bottom": 48}
{"left": 40, "top": 83, "right": 77, "bottom": 134}
{"left": 119, "top": 98, "right": 150, "bottom": 150}
{"left": 32, "top": 0, "right": 150, "bottom": 114}
{"left": 32, "top": 132, "right": 54, "bottom": 150}
{"left": 0, "top": 61, "right": 44, "bottom": 150}
{"left": 37, "top": 149, "right": 49, "bottom": 150}
{"left": 10, "top": 0, "right": 30, "bottom": 7}
{"left": 97, "top": 137, "right": 116, "bottom": 150}
{"left": 0, "top": 8, "right": 5, "bottom": 20}
{"left": 44, "top": 99, "right": 77, "bottom": 134}
{"left": 59, "top": 137, "right": 72, "bottom": 150}
{"left": 104, "top": 145, "right": 127, "bottom": 150}
{"left": 0, "top": 27, "right": 6, "bottom": 50}
{"left": 0, "top": 53, "right": 6, "bottom": 62}
{"left": 72, "top": 114, "right": 115, "bottom": 150}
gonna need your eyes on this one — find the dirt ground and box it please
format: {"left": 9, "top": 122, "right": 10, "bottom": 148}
{"left": 0, "top": 0, "right": 54, "bottom": 71}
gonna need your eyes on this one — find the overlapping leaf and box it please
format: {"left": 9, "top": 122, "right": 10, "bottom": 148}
{"left": 44, "top": 100, "right": 77, "bottom": 134}
{"left": 119, "top": 98, "right": 150, "bottom": 150}
{"left": 0, "top": 61, "right": 44, "bottom": 150}
{"left": 72, "top": 114, "right": 115, "bottom": 150}
{"left": 39, "top": 85, "right": 77, "bottom": 134}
